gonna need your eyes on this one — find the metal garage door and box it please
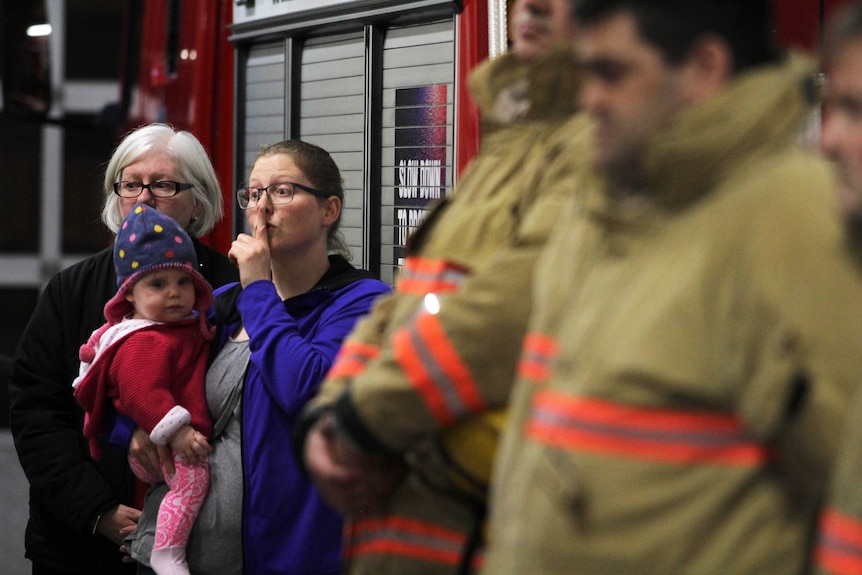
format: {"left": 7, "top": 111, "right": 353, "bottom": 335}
{"left": 237, "top": 10, "right": 455, "bottom": 283}
{"left": 380, "top": 20, "right": 455, "bottom": 284}
{"left": 299, "top": 33, "right": 366, "bottom": 265}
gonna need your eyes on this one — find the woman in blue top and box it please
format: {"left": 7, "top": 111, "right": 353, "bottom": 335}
{"left": 129, "top": 140, "right": 390, "bottom": 575}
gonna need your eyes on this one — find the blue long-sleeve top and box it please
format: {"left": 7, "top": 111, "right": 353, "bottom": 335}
{"left": 210, "top": 255, "right": 390, "bottom": 575}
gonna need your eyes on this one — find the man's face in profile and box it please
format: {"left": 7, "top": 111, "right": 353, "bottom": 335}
{"left": 509, "top": 0, "right": 578, "bottom": 60}
{"left": 822, "top": 38, "right": 862, "bottom": 227}
{"left": 576, "top": 11, "right": 688, "bottom": 178}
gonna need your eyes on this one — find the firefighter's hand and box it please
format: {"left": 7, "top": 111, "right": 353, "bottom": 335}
{"left": 304, "top": 413, "right": 404, "bottom": 516}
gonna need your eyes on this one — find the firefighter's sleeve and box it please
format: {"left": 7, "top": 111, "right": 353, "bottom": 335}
{"left": 339, "top": 184, "right": 577, "bottom": 452}
{"left": 301, "top": 113, "right": 593, "bottom": 455}
{"left": 812, "top": 386, "right": 862, "bottom": 574}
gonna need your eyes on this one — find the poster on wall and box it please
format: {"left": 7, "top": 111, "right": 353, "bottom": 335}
{"left": 392, "top": 84, "right": 448, "bottom": 278}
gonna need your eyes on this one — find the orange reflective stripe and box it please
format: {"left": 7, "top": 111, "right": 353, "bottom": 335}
{"left": 396, "top": 257, "right": 468, "bottom": 295}
{"left": 815, "top": 508, "right": 862, "bottom": 575}
{"left": 471, "top": 550, "right": 485, "bottom": 572}
{"left": 526, "top": 392, "right": 771, "bottom": 466}
{"left": 517, "top": 332, "right": 559, "bottom": 383}
{"left": 327, "top": 341, "right": 380, "bottom": 379}
{"left": 346, "top": 516, "right": 467, "bottom": 566}
{"left": 393, "top": 312, "right": 485, "bottom": 426}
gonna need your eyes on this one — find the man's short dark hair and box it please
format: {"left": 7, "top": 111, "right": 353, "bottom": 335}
{"left": 575, "top": 0, "right": 780, "bottom": 73}
{"left": 824, "top": 3, "right": 862, "bottom": 64}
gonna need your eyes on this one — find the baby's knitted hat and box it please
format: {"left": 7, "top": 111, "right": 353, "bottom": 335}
{"left": 103, "top": 205, "right": 213, "bottom": 330}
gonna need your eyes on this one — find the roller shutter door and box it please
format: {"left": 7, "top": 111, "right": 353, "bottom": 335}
{"left": 299, "top": 33, "right": 366, "bottom": 265}
{"left": 380, "top": 19, "right": 455, "bottom": 284}
{"left": 236, "top": 14, "right": 455, "bottom": 283}
{"left": 241, "top": 42, "right": 286, "bottom": 184}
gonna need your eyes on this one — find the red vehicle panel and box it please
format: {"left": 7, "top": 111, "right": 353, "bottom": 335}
{"left": 127, "top": 0, "right": 234, "bottom": 252}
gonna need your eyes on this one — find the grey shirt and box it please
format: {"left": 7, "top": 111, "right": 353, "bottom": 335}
{"left": 130, "top": 337, "right": 248, "bottom": 574}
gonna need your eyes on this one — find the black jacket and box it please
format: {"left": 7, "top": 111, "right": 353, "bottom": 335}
{"left": 9, "top": 241, "right": 237, "bottom": 573}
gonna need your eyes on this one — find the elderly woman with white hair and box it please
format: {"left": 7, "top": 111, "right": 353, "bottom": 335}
{"left": 9, "top": 123, "right": 237, "bottom": 575}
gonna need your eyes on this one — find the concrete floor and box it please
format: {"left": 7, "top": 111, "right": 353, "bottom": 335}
{"left": 1, "top": 429, "right": 29, "bottom": 575}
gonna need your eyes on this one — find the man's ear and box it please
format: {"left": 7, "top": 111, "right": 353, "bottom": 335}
{"left": 321, "top": 195, "right": 342, "bottom": 227}
{"left": 681, "top": 35, "right": 733, "bottom": 104}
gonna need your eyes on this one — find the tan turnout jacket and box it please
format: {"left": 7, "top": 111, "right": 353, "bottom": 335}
{"left": 483, "top": 55, "right": 862, "bottom": 575}
{"left": 306, "top": 48, "right": 587, "bottom": 574}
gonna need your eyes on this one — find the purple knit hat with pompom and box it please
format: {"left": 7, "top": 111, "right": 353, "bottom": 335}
{"left": 103, "top": 205, "right": 213, "bottom": 329}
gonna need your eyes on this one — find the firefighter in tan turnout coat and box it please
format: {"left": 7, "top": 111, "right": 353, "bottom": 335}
{"left": 481, "top": 2, "right": 862, "bottom": 574}
{"left": 296, "top": 0, "right": 586, "bottom": 573}
{"left": 812, "top": 4, "right": 862, "bottom": 574}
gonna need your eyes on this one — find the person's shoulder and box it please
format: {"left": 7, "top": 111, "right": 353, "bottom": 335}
{"left": 345, "top": 276, "right": 391, "bottom": 297}
{"left": 736, "top": 147, "right": 832, "bottom": 216}
{"left": 468, "top": 52, "right": 521, "bottom": 112}
{"left": 58, "top": 247, "right": 114, "bottom": 277}
{"left": 725, "top": 149, "right": 842, "bottom": 263}
{"left": 324, "top": 276, "right": 390, "bottom": 320}
{"left": 324, "top": 257, "right": 391, "bottom": 298}
{"left": 48, "top": 247, "right": 115, "bottom": 292}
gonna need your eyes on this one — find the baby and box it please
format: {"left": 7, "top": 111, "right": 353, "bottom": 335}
{"left": 74, "top": 205, "right": 213, "bottom": 575}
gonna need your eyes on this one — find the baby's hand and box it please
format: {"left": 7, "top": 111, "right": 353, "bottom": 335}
{"left": 169, "top": 425, "right": 211, "bottom": 464}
